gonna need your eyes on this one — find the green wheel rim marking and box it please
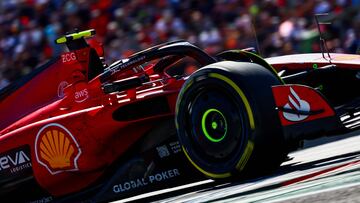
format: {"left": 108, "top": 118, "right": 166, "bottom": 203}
{"left": 201, "top": 108, "right": 227, "bottom": 143}
{"left": 313, "top": 63, "right": 318, "bottom": 69}
{"left": 211, "top": 121, "right": 218, "bottom": 129}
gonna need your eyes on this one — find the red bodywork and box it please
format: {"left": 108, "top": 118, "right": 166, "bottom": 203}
{"left": 272, "top": 85, "right": 335, "bottom": 126}
{"left": 267, "top": 53, "right": 360, "bottom": 138}
{"left": 0, "top": 45, "right": 184, "bottom": 196}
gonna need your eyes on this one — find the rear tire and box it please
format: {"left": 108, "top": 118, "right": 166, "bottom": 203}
{"left": 176, "top": 61, "right": 286, "bottom": 179}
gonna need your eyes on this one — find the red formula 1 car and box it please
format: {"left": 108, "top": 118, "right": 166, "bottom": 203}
{"left": 0, "top": 29, "right": 359, "bottom": 202}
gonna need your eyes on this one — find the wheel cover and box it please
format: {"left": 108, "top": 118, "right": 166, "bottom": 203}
{"left": 201, "top": 108, "right": 228, "bottom": 143}
{"left": 185, "top": 82, "right": 248, "bottom": 164}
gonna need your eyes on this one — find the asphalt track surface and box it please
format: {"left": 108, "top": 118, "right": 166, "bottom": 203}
{"left": 115, "top": 130, "right": 360, "bottom": 203}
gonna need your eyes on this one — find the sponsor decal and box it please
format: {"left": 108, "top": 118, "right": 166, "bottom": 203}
{"left": 0, "top": 146, "right": 32, "bottom": 178}
{"left": 156, "top": 145, "right": 170, "bottom": 158}
{"left": 35, "top": 123, "right": 81, "bottom": 175}
{"left": 61, "top": 52, "right": 77, "bottom": 64}
{"left": 110, "top": 55, "right": 146, "bottom": 75}
{"left": 57, "top": 81, "right": 69, "bottom": 98}
{"left": 272, "top": 85, "right": 335, "bottom": 126}
{"left": 74, "top": 88, "right": 89, "bottom": 103}
{"left": 156, "top": 142, "right": 182, "bottom": 159}
{"left": 283, "top": 87, "right": 310, "bottom": 122}
{"left": 113, "top": 168, "right": 180, "bottom": 193}
{"left": 29, "top": 196, "right": 53, "bottom": 203}
{"left": 169, "top": 141, "right": 181, "bottom": 154}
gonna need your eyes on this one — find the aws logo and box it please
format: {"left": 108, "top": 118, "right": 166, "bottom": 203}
{"left": 35, "top": 123, "right": 81, "bottom": 175}
{"left": 75, "top": 88, "right": 89, "bottom": 103}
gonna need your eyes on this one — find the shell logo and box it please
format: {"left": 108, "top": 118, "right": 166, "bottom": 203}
{"left": 35, "top": 123, "right": 81, "bottom": 175}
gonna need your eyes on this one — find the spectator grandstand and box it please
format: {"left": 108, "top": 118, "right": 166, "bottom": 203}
{"left": 0, "top": 0, "right": 359, "bottom": 89}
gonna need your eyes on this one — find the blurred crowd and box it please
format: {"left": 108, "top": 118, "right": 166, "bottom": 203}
{"left": 1, "top": 0, "right": 360, "bottom": 89}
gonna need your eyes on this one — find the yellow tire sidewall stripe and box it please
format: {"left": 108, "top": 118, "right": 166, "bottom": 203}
{"left": 208, "top": 73, "right": 255, "bottom": 130}
{"left": 182, "top": 146, "right": 231, "bottom": 178}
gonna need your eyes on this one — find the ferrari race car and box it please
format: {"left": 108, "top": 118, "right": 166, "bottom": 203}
{"left": 0, "top": 29, "right": 359, "bottom": 202}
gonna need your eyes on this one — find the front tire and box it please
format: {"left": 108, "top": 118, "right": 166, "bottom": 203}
{"left": 176, "top": 61, "right": 285, "bottom": 179}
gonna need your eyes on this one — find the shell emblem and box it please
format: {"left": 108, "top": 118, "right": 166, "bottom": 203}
{"left": 35, "top": 123, "right": 81, "bottom": 175}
